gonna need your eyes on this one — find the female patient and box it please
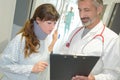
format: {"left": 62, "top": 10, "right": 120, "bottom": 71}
{"left": 0, "top": 3, "right": 59, "bottom": 80}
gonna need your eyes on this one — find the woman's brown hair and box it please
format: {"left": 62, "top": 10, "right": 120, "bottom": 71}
{"left": 18, "top": 3, "right": 60, "bottom": 58}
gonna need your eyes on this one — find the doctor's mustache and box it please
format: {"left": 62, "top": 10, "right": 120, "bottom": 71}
{"left": 81, "top": 17, "right": 90, "bottom": 21}
{"left": 81, "top": 15, "right": 98, "bottom": 23}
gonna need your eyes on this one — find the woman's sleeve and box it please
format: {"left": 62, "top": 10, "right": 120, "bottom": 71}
{"left": 0, "top": 34, "right": 33, "bottom": 76}
{"left": 94, "top": 37, "right": 120, "bottom": 80}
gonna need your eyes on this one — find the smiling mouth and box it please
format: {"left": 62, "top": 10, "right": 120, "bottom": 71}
{"left": 81, "top": 17, "right": 90, "bottom": 22}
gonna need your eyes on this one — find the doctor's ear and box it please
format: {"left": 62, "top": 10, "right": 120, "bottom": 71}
{"left": 97, "top": 6, "right": 103, "bottom": 15}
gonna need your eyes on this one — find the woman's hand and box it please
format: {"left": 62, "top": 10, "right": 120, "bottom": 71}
{"left": 32, "top": 61, "right": 48, "bottom": 73}
{"left": 52, "top": 29, "right": 58, "bottom": 42}
{"left": 72, "top": 74, "right": 95, "bottom": 80}
{"left": 48, "top": 29, "right": 58, "bottom": 52}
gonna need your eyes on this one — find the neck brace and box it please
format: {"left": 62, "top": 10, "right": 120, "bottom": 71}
{"left": 33, "top": 21, "right": 48, "bottom": 40}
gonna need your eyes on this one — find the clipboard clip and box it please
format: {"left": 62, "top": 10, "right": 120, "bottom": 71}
{"left": 64, "top": 55, "right": 67, "bottom": 58}
{"left": 73, "top": 55, "right": 77, "bottom": 58}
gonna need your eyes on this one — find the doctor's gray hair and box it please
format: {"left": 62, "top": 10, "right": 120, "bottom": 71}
{"left": 78, "top": 0, "right": 103, "bottom": 8}
{"left": 93, "top": 0, "right": 103, "bottom": 7}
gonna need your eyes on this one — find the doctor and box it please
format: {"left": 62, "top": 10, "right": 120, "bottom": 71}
{"left": 59, "top": 0, "right": 120, "bottom": 80}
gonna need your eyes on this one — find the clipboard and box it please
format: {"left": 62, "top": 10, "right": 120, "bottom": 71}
{"left": 50, "top": 54, "right": 99, "bottom": 80}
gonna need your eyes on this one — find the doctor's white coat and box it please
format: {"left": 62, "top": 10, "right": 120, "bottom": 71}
{"left": 60, "top": 21, "right": 120, "bottom": 80}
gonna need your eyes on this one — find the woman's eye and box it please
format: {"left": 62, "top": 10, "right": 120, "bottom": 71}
{"left": 47, "top": 22, "right": 52, "bottom": 24}
{"left": 54, "top": 22, "right": 56, "bottom": 24}
{"left": 46, "top": 21, "right": 56, "bottom": 25}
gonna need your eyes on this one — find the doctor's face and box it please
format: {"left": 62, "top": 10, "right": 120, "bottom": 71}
{"left": 78, "top": 0, "right": 101, "bottom": 28}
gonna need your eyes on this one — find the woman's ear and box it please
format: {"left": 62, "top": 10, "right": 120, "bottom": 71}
{"left": 36, "top": 17, "right": 41, "bottom": 23}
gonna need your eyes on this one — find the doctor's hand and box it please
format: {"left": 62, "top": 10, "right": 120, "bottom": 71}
{"left": 32, "top": 61, "right": 48, "bottom": 73}
{"left": 72, "top": 74, "right": 95, "bottom": 80}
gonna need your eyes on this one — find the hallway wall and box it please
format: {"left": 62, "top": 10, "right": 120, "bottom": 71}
{"left": 0, "top": 0, "right": 16, "bottom": 53}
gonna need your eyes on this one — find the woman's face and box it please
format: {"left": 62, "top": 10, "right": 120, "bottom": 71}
{"left": 36, "top": 18, "right": 56, "bottom": 34}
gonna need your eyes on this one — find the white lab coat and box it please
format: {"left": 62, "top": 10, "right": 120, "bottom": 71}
{"left": 59, "top": 21, "right": 120, "bottom": 80}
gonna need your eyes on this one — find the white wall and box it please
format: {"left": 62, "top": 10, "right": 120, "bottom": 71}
{"left": 0, "top": 0, "right": 16, "bottom": 53}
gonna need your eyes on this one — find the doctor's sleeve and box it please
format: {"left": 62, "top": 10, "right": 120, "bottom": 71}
{"left": 0, "top": 35, "right": 33, "bottom": 76}
{"left": 94, "top": 37, "right": 120, "bottom": 80}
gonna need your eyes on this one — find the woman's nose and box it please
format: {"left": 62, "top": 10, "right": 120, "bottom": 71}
{"left": 51, "top": 23, "right": 56, "bottom": 29}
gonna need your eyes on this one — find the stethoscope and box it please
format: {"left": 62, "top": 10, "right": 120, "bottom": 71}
{"left": 66, "top": 25, "right": 105, "bottom": 56}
